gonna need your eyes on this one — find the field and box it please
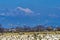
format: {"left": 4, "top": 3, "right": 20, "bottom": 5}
{"left": 0, "top": 31, "right": 60, "bottom": 40}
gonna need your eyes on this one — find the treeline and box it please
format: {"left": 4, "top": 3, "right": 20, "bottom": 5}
{"left": 0, "top": 24, "right": 60, "bottom": 33}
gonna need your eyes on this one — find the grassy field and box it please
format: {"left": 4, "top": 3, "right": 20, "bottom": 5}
{"left": 0, "top": 31, "right": 60, "bottom": 40}
{"left": 0, "top": 31, "right": 60, "bottom": 36}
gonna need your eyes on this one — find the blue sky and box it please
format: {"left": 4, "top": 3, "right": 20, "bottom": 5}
{"left": 0, "top": 0, "right": 60, "bottom": 28}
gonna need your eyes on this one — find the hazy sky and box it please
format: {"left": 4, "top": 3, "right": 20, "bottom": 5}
{"left": 0, "top": 0, "right": 60, "bottom": 28}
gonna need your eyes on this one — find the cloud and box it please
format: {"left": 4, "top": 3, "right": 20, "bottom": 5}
{"left": 48, "top": 14, "right": 59, "bottom": 18}
{"left": 17, "top": 7, "right": 34, "bottom": 14}
{"left": 0, "top": 9, "right": 17, "bottom": 16}
{"left": 0, "top": 7, "right": 34, "bottom": 16}
{"left": 0, "top": 12, "right": 15, "bottom": 16}
{"left": 0, "top": 13, "right": 5, "bottom": 16}
{"left": 0, "top": 7, "right": 40, "bottom": 17}
{"left": 36, "top": 13, "right": 40, "bottom": 15}
{"left": 54, "top": 7, "right": 60, "bottom": 9}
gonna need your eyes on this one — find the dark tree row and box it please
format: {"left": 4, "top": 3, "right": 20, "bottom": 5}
{"left": 0, "top": 24, "right": 60, "bottom": 33}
